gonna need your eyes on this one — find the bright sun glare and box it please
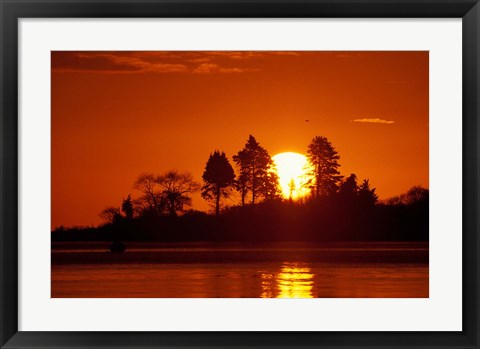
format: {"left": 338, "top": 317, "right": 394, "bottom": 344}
{"left": 272, "top": 152, "right": 312, "bottom": 200}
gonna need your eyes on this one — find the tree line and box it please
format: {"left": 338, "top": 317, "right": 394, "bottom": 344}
{"left": 53, "top": 134, "right": 428, "bottom": 242}
{"left": 99, "top": 134, "right": 379, "bottom": 223}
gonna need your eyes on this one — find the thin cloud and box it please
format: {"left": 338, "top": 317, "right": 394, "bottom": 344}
{"left": 92, "top": 53, "right": 187, "bottom": 73}
{"left": 268, "top": 52, "right": 301, "bottom": 56}
{"left": 353, "top": 118, "right": 395, "bottom": 124}
{"left": 188, "top": 57, "right": 212, "bottom": 63}
{"left": 192, "top": 63, "right": 250, "bottom": 74}
{"left": 52, "top": 52, "right": 187, "bottom": 73}
{"left": 203, "top": 51, "right": 263, "bottom": 59}
{"left": 52, "top": 51, "right": 312, "bottom": 75}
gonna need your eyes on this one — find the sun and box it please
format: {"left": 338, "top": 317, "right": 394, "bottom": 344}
{"left": 272, "top": 152, "right": 312, "bottom": 200}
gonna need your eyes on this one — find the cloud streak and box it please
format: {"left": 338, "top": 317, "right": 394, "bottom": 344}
{"left": 53, "top": 52, "right": 187, "bottom": 73}
{"left": 192, "top": 63, "right": 252, "bottom": 74}
{"left": 52, "top": 52, "right": 258, "bottom": 74}
{"left": 52, "top": 51, "right": 309, "bottom": 74}
{"left": 353, "top": 118, "right": 395, "bottom": 124}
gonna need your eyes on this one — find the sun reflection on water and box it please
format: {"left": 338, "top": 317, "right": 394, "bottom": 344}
{"left": 261, "top": 263, "right": 314, "bottom": 298}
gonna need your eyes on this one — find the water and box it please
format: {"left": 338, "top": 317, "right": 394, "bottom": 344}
{"left": 51, "top": 242, "right": 428, "bottom": 298}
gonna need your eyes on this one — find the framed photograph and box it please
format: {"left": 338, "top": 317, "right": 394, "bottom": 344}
{"left": 1, "top": 0, "right": 479, "bottom": 348}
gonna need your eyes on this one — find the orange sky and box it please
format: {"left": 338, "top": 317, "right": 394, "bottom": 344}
{"left": 51, "top": 51, "right": 428, "bottom": 228}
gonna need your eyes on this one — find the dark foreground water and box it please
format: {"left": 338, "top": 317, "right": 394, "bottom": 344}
{"left": 51, "top": 242, "right": 428, "bottom": 298}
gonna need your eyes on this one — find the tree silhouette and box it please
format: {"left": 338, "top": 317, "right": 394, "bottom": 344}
{"left": 201, "top": 151, "right": 236, "bottom": 216}
{"left": 134, "top": 173, "right": 163, "bottom": 216}
{"left": 121, "top": 194, "right": 134, "bottom": 220}
{"left": 403, "top": 186, "right": 428, "bottom": 204}
{"left": 233, "top": 151, "right": 250, "bottom": 206}
{"left": 288, "top": 178, "right": 296, "bottom": 201}
{"left": 386, "top": 186, "right": 427, "bottom": 205}
{"left": 233, "top": 135, "right": 280, "bottom": 205}
{"left": 261, "top": 167, "right": 282, "bottom": 201}
{"left": 306, "top": 136, "right": 343, "bottom": 198}
{"left": 358, "top": 179, "right": 378, "bottom": 206}
{"left": 236, "top": 172, "right": 249, "bottom": 206}
{"left": 157, "top": 170, "right": 200, "bottom": 217}
{"left": 99, "top": 207, "right": 122, "bottom": 224}
{"left": 339, "top": 173, "right": 358, "bottom": 197}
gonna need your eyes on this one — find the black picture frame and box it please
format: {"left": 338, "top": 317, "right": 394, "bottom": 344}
{"left": 1, "top": 0, "right": 479, "bottom": 348}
